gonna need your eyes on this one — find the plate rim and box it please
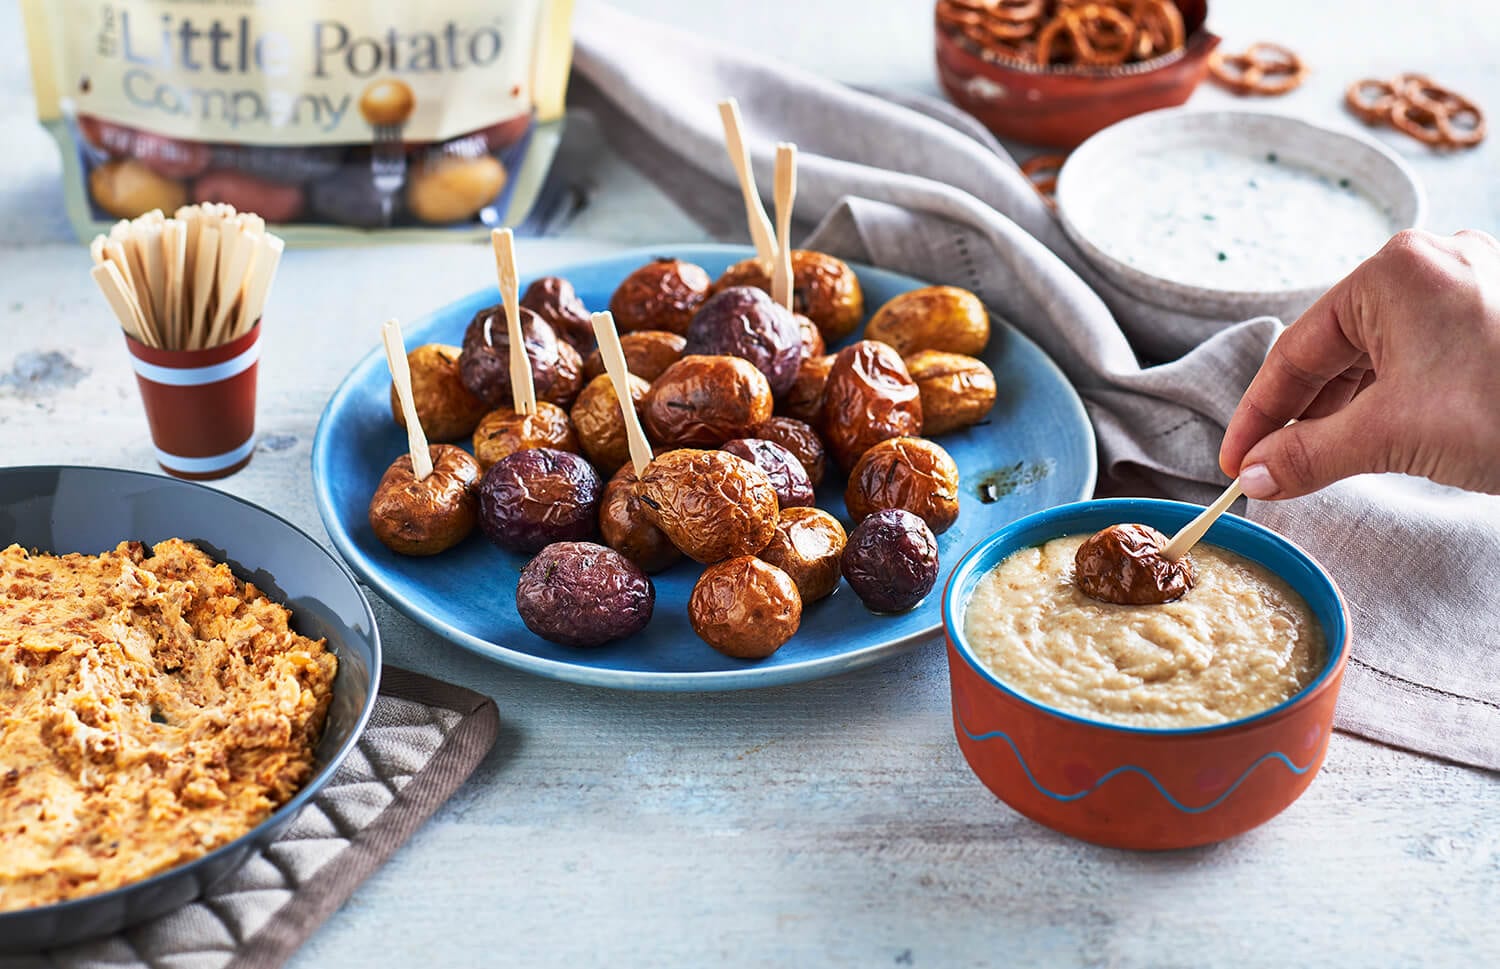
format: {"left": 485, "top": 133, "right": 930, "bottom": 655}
{"left": 310, "top": 243, "right": 1097, "bottom": 691}
{"left": 0, "top": 463, "right": 382, "bottom": 930}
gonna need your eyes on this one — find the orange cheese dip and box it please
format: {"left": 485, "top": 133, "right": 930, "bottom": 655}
{"left": 0, "top": 539, "right": 336, "bottom": 911}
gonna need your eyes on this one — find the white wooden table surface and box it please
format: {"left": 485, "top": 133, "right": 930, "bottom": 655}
{"left": 2, "top": 1, "right": 1498, "bottom": 966}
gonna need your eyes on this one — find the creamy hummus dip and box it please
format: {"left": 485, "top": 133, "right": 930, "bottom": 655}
{"left": 1083, "top": 146, "right": 1398, "bottom": 291}
{"left": 963, "top": 535, "right": 1324, "bottom": 728}
{"left": 0, "top": 539, "right": 337, "bottom": 911}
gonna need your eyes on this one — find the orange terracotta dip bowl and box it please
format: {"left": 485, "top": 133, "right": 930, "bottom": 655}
{"left": 935, "top": 1, "right": 1219, "bottom": 148}
{"left": 942, "top": 498, "right": 1350, "bottom": 850}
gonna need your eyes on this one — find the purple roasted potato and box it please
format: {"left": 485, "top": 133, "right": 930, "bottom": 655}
{"left": 841, "top": 509, "right": 939, "bottom": 613}
{"left": 722, "top": 438, "right": 815, "bottom": 509}
{"left": 521, "top": 276, "right": 594, "bottom": 352}
{"left": 516, "top": 541, "right": 655, "bottom": 647}
{"left": 683, "top": 286, "right": 803, "bottom": 397}
{"left": 459, "top": 305, "right": 579, "bottom": 409}
{"left": 477, "top": 448, "right": 602, "bottom": 553}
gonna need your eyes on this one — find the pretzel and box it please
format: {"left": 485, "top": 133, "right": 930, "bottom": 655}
{"left": 1207, "top": 42, "right": 1306, "bottom": 96}
{"left": 1344, "top": 72, "right": 1486, "bottom": 149}
{"left": 936, "top": 0, "right": 1186, "bottom": 69}
{"left": 1020, "top": 153, "right": 1068, "bottom": 205}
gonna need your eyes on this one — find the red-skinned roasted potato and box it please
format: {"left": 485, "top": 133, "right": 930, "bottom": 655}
{"left": 845, "top": 437, "right": 961, "bottom": 534}
{"left": 758, "top": 506, "right": 847, "bottom": 603}
{"left": 609, "top": 258, "right": 712, "bottom": 334}
{"left": 713, "top": 250, "right": 865, "bottom": 344}
{"left": 471, "top": 402, "right": 578, "bottom": 470}
{"left": 571, "top": 373, "right": 652, "bottom": 477}
{"left": 581, "top": 330, "right": 686, "bottom": 384}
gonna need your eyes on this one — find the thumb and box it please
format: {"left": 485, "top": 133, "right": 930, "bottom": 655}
{"left": 1235, "top": 394, "right": 1391, "bottom": 500}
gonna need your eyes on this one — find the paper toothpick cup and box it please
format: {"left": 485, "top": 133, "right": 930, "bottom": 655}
{"left": 124, "top": 323, "right": 261, "bottom": 479}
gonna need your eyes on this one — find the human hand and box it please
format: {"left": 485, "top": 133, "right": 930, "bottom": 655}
{"left": 1220, "top": 229, "right": 1500, "bottom": 499}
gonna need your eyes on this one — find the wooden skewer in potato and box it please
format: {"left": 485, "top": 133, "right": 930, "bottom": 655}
{"left": 590, "top": 310, "right": 655, "bottom": 477}
{"left": 383, "top": 319, "right": 434, "bottom": 481}
{"left": 491, "top": 227, "right": 537, "bottom": 416}
{"left": 717, "top": 98, "right": 778, "bottom": 269}
{"left": 369, "top": 318, "right": 483, "bottom": 556}
{"left": 772, "top": 142, "right": 798, "bottom": 314}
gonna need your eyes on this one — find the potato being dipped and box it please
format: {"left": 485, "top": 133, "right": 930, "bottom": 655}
{"left": 1073, "top": 523, "right": 1196, "bottom": 605}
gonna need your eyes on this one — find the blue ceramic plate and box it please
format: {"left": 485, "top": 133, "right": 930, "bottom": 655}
{"left": 311, "top": 244, "right": 1095, "bottom": 690}
{"left": 0, "top": 466, "right": 380, "bottom": 951}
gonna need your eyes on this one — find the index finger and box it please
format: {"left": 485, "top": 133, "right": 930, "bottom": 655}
{"left": 1219, "top": 278, "right": 1368, "bottom": 475}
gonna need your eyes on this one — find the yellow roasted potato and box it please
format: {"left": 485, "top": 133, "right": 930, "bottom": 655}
{"left": 391, "top": 344, "right": 490, "bottom": 441}
{"left": 903, "top": 350, "right": 997, "bottom": 436}
{"left": 864, "top": 286, "right": 989, "bottom": 357}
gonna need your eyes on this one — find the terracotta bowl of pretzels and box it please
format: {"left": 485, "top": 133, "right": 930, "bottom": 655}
{"left": 935, "top": 0, "right": 1219, "bottom": 148}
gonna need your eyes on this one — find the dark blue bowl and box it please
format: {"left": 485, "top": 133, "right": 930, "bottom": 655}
{"left": 0, "top": 466, "right": 381, "bottom": 951}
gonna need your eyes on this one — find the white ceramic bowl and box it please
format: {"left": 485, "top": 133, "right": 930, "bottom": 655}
{"left": 1055, "top": 109, "right": 1426, "bottom": 325}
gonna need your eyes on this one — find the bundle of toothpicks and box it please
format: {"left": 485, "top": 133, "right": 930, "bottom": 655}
{"left": 87, "top": 204, "right": 284, "bottom": 350}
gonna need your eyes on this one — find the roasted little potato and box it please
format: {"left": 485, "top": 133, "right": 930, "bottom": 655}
{"left": 521, "top": 276, "right": 594, "bottom": 352}
{"left": 477, "top": 448, "right": 602, "bottom": 553}
{"left": 757, "top": 506, "right": 846, "bottom": 603}
{"left": 747, "top": 416, "right": 828, "bottom": 488}
{"left": 796, "top": 313, "right": 826, "bottom": 359}
{"left": 778, "top": 353, "right": 834, "bottom": 424}
{"left": 609, "top": 258, "right": 713, "bottom": 334}
{"left": 713, "top": 250, "right": 865, "bottom": 344}
{"left": 642, "top": 355, "right": 773, "bottom": 447}
{"left": 516, "top": 541, "right": 655, "bottom": 647}
{"left": 571, "top": 373, "right": 651, "bottom": 476}
{"left": 683, "top": 286, "right": 803, "bottom": 397}
{"left": 845, "top": 437, "right": 960, "bottom": 534}
{"left": 471, "top": 402, "right": 578, "bottom": 470}
{"left": 390, "top": 343, "right": 489, "bottom": 441}
{"left": 842, "top": 509, "right": 939, "bottom": 613}
{"left": 460, "top": 306, "right": 575, "bottom": 409}
{"left": 817, "top": 341, "right": 923, "bottom": 471}
{"left": 722, "top": 438, "right": 815, "bottom": 509}
{"left": 634, "top": 449, "right": 779, "bottom": 563}
{"left": 865, "top": 286, "right": 990, "bottom": 357}
{"left": 903, "top": 350, "right": 997, "bottom": 436}
{"left": 599, "top": 463, "right": 681, "bottom": 574}
{"left": 582, "top": 330, "right": 686, "bottom": 383}
{"left": 688, "top": 556, "right": 802, "bottom": 659}
{"left": 368, "top": 445, "right": 481, "bottom": 556}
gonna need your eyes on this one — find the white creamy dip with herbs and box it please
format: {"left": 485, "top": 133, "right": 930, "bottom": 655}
{"left": 1085, "top": 147, "right": 1399, "bottom": 292}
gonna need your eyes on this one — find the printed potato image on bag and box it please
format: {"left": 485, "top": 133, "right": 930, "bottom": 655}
{"left": 22, "top": 0, "right": 574, "bottom": 241}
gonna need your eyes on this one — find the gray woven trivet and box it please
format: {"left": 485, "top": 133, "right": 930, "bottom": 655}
{"left": 4, "top": 667, "right": 500, "bottom": 969}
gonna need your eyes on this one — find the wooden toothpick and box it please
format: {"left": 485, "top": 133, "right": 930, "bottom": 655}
{"left": 382, "top": 318, "right": 434, "bottom": 481}
{"left": 772, "top": 142, "right": 798, "bottom": 313}
{"left": 718, "top": 98, "right": 777, "bottom": 268}
{"left": 1161, "top": 479, "right": 1244, "bottom": 562}
{"left": 491, "top": 228, "right": 536, "bottom": 415}
{"left": 590, "top": 311, "right": 654, "bottom": 477}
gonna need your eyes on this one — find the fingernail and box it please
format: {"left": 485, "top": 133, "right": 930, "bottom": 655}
{"left": 1239, "top": 463, "right": 1278, "bottom": 499}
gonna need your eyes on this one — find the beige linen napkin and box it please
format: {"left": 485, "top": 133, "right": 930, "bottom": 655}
{"left": 3, "top": 668, "right": 499, "bottom": 969}
{"left": 569, "top": 2, "right": 1500, "bottom": 769}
